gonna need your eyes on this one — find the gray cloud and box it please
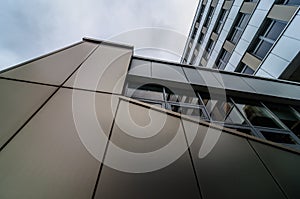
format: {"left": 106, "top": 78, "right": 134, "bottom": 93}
{"left": 0, "top": 0, "right": 198, "bottom": 70}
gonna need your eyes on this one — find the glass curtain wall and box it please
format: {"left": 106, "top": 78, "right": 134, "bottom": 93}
{"left": 125, "top": 81, "right": 300, "bottom": 149}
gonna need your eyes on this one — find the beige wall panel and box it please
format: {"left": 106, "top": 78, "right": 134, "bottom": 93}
{"left": 242, "top": 53, "right": 262, "bottom": 70}
{"left": 0, "top": 42, "right": 97, "bottom": 85}
{"left": 0, "top": 88, "right": 118, "bottom": 198}
{"left": 223, "top": 40, "right": 235, "bottom": 54}
{"left": 95, "top": 100, "right": 201, "bottom": 199}
{"left": 64, "top": 44, "right": 132, "bottom": 94}
{"left": 268, "top": 5, "right": 298, "bottom": 22}
{"left": 183, "top": 120, "right": 286, "bottom": 199}
{"left": 0, "top": 79, "right": 56, "bottom": 149}
{"left": 240, "top": 2, "right": 256, "bottom": 14}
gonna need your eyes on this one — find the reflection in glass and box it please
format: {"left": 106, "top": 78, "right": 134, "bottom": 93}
{"left": 226, "top": 126, "right": 252, "bottom": 135}
{"left": 266, "top": 21, "right": 286, "bottom": 41}
{"left": 202, "top": 98, "right": 247, "bottom": 125}
{"left": 214, "top": 9, "right": 228, "bottom": 34}
{"left": 260, "top": 131, "right": 297, "bottom": 144}
{"left": 165, "top": 89, "right": 200, "bottom": 105}
{"left": 254, "top": 41, "right": 273, "bottom": 59}
{"left": 285, "top": 0, "right": 300, "bottom": 5}
{"left": 231, "top": 30, "right": 243, "bottom": 44}
{"left": 170, "top": 104, "right": 207, "bottom": 119}
{"left": 126, "top": 84, "right": 164, "bottom": 101}
{"left": 235, "top": 100, "right": 283, "bottom": 129}
{"left": 242, "top": 65, "right": 255, "bottom": 75}
{"left": 266, "top": 104, "right": 300, "bottom": 139}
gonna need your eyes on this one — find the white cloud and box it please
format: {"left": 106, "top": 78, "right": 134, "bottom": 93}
{"left": 0, "top": 0, "right": 198, "bottom": 69}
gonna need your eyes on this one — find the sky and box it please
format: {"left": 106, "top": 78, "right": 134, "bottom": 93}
{"left": 0, "top": 0, "right": 199, "bottom": 71}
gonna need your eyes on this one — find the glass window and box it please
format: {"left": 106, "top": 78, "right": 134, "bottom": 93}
{"left": 198, "top": 33, "right": 205, "bottom": 44}
{"left": 265, "top": 21, "right": 286, "bottom": 41}
{"left": 249, "top": 19, "right": 287, "bottom": 60}
{"left": 214, "top": 9, "right": 228, "bottom": 34}
{"left": 242, "top": 65, "right": 255, "bottom": 74}
{"left": 222, "top": 51, "right": 232, "bottom": 63}
{"left": 126, "top": 83, "right": 164, "bottom": 101}
{"left": 199, "top": 4, "right": 206, "bottom": 17}
{"left": 215, "top": 50, "right": 232, "bottom": 70}
{"left": 165, "top": 88, "right": 201, "bottom": 105}
{"left": 238, "top": 14, "right": 251, "bottom": 29}
{"left": 260, "top": 131, "right": 297, "bottom": 144}
{"left": 234, "top": 100, "right": 284, "bottom": 129}
{"left": 191, "top": 29, "right": 197, "bottom": 40}
{"left": 231, "top": 29, "right": 243, "bottom": 44}
{"left": 227, "top": 13, "right": 251, "bottom": 44}
{"left": 203, "top": 39, "right": 214, "bottom": 59}
{"left": 217, "top": 61, "right": 227, "bottom": 70}
{"left": 170, "top": 104, "right": 207, "bottom": 119}
{"left": 266, "top": 104, "right": 300, "bottom": 139}
{"left": 226, "top": 126, "right": 253, "bottom": 135}
{"left": 285, "top": 0, "right": 300, "bottom": 5}
{"left": 254, "top": 41, "right": 273, "bottom": 59}
{"left": 202, "top": 97, "right": 247, "bottom": 125}
{"left": 190, "top": 54, "right": 197, "bottom": 65}
{"left": 138, "top": 100, "right": 164, "bottom": 108}
{"left": 203, "top": 7, "right": 215, "bottom": 27}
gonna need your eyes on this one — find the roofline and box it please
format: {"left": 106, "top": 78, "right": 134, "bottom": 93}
{"left": 0, "top": 41, "right": 84, "bottom": 74}
{"left": 82, "top": 37, "right": 134, "bottom": 50}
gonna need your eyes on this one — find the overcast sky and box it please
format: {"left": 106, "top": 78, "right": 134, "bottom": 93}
{"left": 0, "top": 0, "right": 198, "bottom": 70}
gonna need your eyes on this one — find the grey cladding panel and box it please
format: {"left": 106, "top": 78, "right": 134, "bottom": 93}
{"left": 243, "top": 77, "right": 300, "bottom": 100}
{"left": 152, "top": 62, "right": 188, "bottom": 83}
{"left": 0, "top": 42, "right": 98, "bottom": 85}
{"left": 212, "top": 72, "right": 256, "bottom": 92}
{"left": 183, "top": 67, "right": 223, "bottom": 88}
{"left": 183, "top": 120, "right": 285, "bottom": 199}
{"left": 128, "top": 59, "right": 151, "bottom": 77}
{"left": 0, "top": 79, "right": 56, "bottom": 149}
{"left": 0, "top": 88, "right": 118, "bottom": 199}
{"left": 250, "top": 141, "right": 300, "bottom": 199}
{"left": 95, "top": 100, "right": 200, "bottom": 199}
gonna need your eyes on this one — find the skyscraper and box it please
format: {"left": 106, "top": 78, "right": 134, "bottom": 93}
{"left": 0, "top": 37, "right": 299, "bottom": 198}
{"left": 182, "top": 0, "right": 300, "bottom": 82}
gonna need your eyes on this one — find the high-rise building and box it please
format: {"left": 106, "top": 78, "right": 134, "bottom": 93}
{"left": 0, "top": 38, "right": 299, "bottom": 198}
{"left": 182, "top": 0, "right": 300, "bottom": 82}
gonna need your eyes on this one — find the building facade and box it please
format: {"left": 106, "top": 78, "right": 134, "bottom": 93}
{"left": 182, "top": 0, "right": 300, "bottom": 82}
{"left": 0, "top": 38, "right": 300, "bottom": 198}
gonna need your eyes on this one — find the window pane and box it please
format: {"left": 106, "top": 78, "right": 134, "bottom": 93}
{"left": 235, "top": 100, "right": 284, "bottom": 129}
{"left": 126, "top": 84, "right": 164, "bottom": 101}
{"left": 285, "top": 0, "right": 300, "bottom": 5}
{"left": 217, "top": 61, "right": 227, "bottom": 70}
{"left": 230, "top": 29, "right": 243, "bottom": 44}
{"left": 260, "top": 131, "right": 297, "bottom": 144}
{"left": 242, "top": 65, "right": 255, "bottom": 75}
{"left": 221, "top": 51, "right": 232, "bottom": 63}
{"left": 170, "top": 105, "right": 207, "bottom": 119}
{"left": 219, "top": 9, "right": 226, "bottom": 21}
{"left": 165, "top": 89, "right": 200, "bottom": 105}
{"left": 238, "top": 14, "right": 250, "bottom": 29}
{"left": 225, "top": 107, "right": 248, "bottom": 125}
{"left": 198, "top": 33, "right": 205, "bottom": 44}
{"left": 226, "top": 126, "right": 253, "bottom": 135}
{"left": 266, "top": 21, "right": 286, "bottom": 41}
{"left": 267, "top": 104, "right": 300, "bottom": 139}
{"left": 202, "top": 98, "right": 247, "bottom": 125}
{"left": 254, "top": 41, "right": 273, "bottom": 59}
